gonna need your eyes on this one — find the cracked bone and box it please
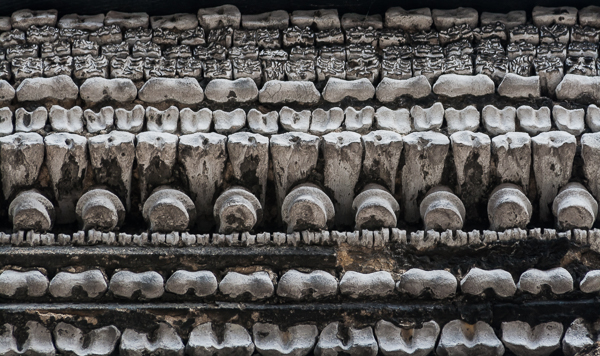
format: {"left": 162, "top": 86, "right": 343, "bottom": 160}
{"left": 253, "top": 323, "right": 318, "bottom": 356}
{"left": 138, "top": 77, "right": 204, "bottom": 104}
{"left": 397, "top": 268, "right": 457, "bottom": 299}
{"left": 345, "top": 106, "right": 374, "bottom": 133}
{"left": 587, "top": 105, "right": 600, "bottom": 132}
{"left": 0, "top": 269, "right": 48, "bottom": 297}
{"left": 431, "top": 7, "right": 478, "bottom": 30}
{"left": 88, "top": 131, "right": 135, "bottom": 209}
{"left": 259, "top": 80, "right": 321, "bottom": 104}
{"left": 323, "top": 132, "right": 363, "bottom": 228}
{"left": 242, "top": 10, "right": 289, "bottom": 30}
{"left": 480, "top": 11, "right": 526, "bottom": 28}
{"left": 450, "top": 131, "right": 490, "bottom": 218}
{"left": 80, "top": 78, "right": 137, "bottom": 103}
{"left": 277, "top": 270, "right": 338, "bottom": 300}
{"left": 247, "top": 109, "right": 278, "bottom": 135}
{"left": 410, "top": 102, "right": 444, "bottom": 131}
{"left": 213, "top": 108, "right": 246, "bottom": 134}
{"left": 419, "top": 186, "right": 465, "bottom": 231}
{"left": 227, "top": 132, "right": 269, "bottom": 205}
{"left": 315, "top": 322, "right": 378, "bottom": 356}
{"left": 178, "top": 132, "right": 227, "bottom": 230}
{"left": 0, "top": 107, "right": 12, "bottom": 136}
{"left": 385, "top": 7, "right": 432, "bottom": 31}
{"left": 279, "top": 106, "right": 310, "bottom": 133}
{"left": 16, "top": 75, "right": 79, "bottom": 102}
{"left": 219, "top": 271, "right": 274, "bottom": 299}
{"left": 582, "top": 133, "right": 600, "bottom": 203}
{"left": 437, "top": 320, "right": 504, "bottom": 356}
{"left": 375, "top": 320, "right": 440, "bottom": 356}
{"left": 0, "top": 321, "right": 55, "bottom": 356}
{"left": 339, "top": 271, "right": 395, "bottom": 298}
{"left": 563, "top": 318, "right": 595, "bottom": 356}
{"left": 532, "top": 131, "right": 577, "bottom": 221}
{"left": 402, "top": 132, "right": 449, "bottom": 223}
{"left": 54, "top": 322, "right": 120, "bottom": 356}
{"left": 9, "top": 190, "right": 55, "bottom": 232}
{"left": 145, "top": 106, "right": 179, "bottom": 133}
{"left": 270, "top": 132, "right": 320, "bottom": 212}
{"left": 12, "top": 9, "right": 57, "bottom": 28}
{"left": 460, "top": 267, "right": 516, "bottom": 297}
{"left": 197, "top": 5, "right": 241, "bottom": 30}
{"left": 15, "top": 107, "right": 47, "bottom": 133}
{"left": 433, "top": 74, "right": 495, "bottom": 97}
{"left": 165, "top": 270, "right": 218, "bottom": 297}
{"left": 44, "top": 133, "right": 87, "bottom": 223}
{"left": 49, "top": 106, "right": 84, "bottom": 133}
{"left": 491, "top": 133, "right": 532, "bottom": 190}
{"left": 498, "top": 74, "right": 541, "bottom": 98}
{"left": 214, "top": 187, "right": 262, "bottom": 233}
{"left": 361, "top": 130, "right": 403, "bottom": 193}
{"left": 115, "top": 105, "right": 145, "bottom": 133}
{"left": 552, "top": 182, "right": 598, "bottom": 230}
{"left": 310, "top": 108, "right": 344, "bottom": 135}
{"left": 374, "top": 107, "right": 411, "bottom": 134}
{"left": 109, "top": 270, "right": 164, "bottom": 299}
{"left": 376, "top": 76, "right": 432, "bottom": 102}
{"left": 552, "top": 105, "right": 585, "bottom": 136}
{"left": 84, "top": 107, "right": 114, "bottom": 133}
{"left": 290, "top": 9, "right": 340, "bottom": 30}
{"left": 445, "top": 106, "right": 480, "bottom": 134}
{"left": 341, "top": 13, "right": 383, "bottom": 29}
{"left": 76, "top": 188, "right": 125, "bottom": 231}
{"left": 180, "top": 108, "right": 212, "bottom": 134}
{"left": 517, "top": 267, "right": 573, "bottom": 295}
{"left": 501, "top": 321, "right": 563, "bottom": 356}
{"left": 533, "top": 6, "right": 577, "bottom": 26}
{"left": 556, "top": 75, "right": 600, "bottom": 103}
{"left": 186, "top": 322, "right": 254, "bottom": 356}
{"left": 136, "top": 132, "right": 178, "bottom": 202}
{"left": 482, "top": 105, "right": 516, "bottom": 136}
{"left": 322, "top": 78, "right": 375, "bottom": 102}
{"left": 104, "top": 11, "right": 149, "bottom": 29}
{"left": 120, "top": 323, "right": 183, "bottom": 356}
{"left": 488, "top": 183, "right": 532, "bottom": 231}
{"left": 352, "top": 184, "right": 399, "bottom": 230}
{"left": 58, "top": 13, "right": 105, "bottom": 30}
{"left": 205, "top": 78, "right": 258, "bottom": 103}
{"left": 282, "top": 184, "right": 334, "bottom": 233}
{"left": 142, "top": 187, "right": 196, "bottom": 232}
{"left": 0, "top": 132, "right": 44, "bottom": 200}
{"left": 150, "top": 13, "right": 198, "bottom": 30}
{"left": 49, "top": 269, "right": 107, "bottom": 298}
{"left": 517, "top": 106, "right": 551, "bottom": 135}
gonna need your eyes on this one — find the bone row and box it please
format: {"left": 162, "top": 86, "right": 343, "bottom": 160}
{"left": 7, "top": 72, "right": 600, "bottom": 107}
{"left": 3, "top": 266, "right": 600, "bottom": 301}
{"left": 9, "top": 102, "right": 600, "bottom": 137}
{"left": 4, "top": 225, "right": 599, "bottom": 251}
{"left": 2, "top": 317, "right": 599, "bottom": 356}
{"left": 2, "top": 129, "right": 600, "bottom": 232}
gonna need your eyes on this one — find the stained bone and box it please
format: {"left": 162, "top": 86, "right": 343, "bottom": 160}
{"left": 84, "top": 107, "right": 114, "bottom": 133}
{"left": 136, "top": 132, "right": 178, "bottom": 202}
{"left": 460, "top": 268, "right": 516, "bottom": 297}
{"left": 120, "top": 323, "right": 183, "bottom": 356}
{"left": 0, "top": 269, "right": 48, "bottom": 297}
{"left": 165, "top": 270, "right": 218, "bottom": 297}
{"left": 0, "top": 321, "right": 55, "bottom": 356}
{"left": 253, "top": 323, "right": 318, "bottom": 356}
{"left": 339, "top": 271, "right": 395, "bottom": 298}
{"left": 517, "top": 267, "right": 574, "bottom": 294}
{"left": 488, "top": 184, "right": 532, "bottom": 231}
{"left": 142, "top": 187, "right": 196, "bottom": 232}
{"left": 214, "top": 187, "right": 262, "bottom": 233}
{"left": 186, "top": 322, "right": 254, "bottom": 356}
{"left": 109, "top": 270, "right": 164, "bottom": 299}
{"left": 10, "top": 190, "right": 55, "bottom": 232}
{"left": 277, "top": 270, "right": 338, "bottom": 300}
{"left": 315, "top": 322, "right": 378, "bottom": 356}
{"left": 219, "top": 271, "right": 274, "bottom": 299}
{"left": 15, "top": 107, "right": 47, "bottom": 133}
{"left": 375, "top": 320, "right": 440, "bottom": 356}
{"left": 282, "top": 184, "right": 334, "bottom": 233}
{"left": 501, "top": 321, "right": 563, "bottom": 356}
{"left": 53, "top": 322, "right": 120, "bottom": 356}
{"left": 49, "top": 270, "right": 107, "bottom": 298}
{"left": 437, "top": 320, "right": 504, "bottom": 356}
{"left": 552, "top": 182, "right": 598, "bottom": 230}
{"left": 397, "top": 268, "right": 457, "bottom": 299}
{"left": 76, "top": 189, "right": 125, "bottom": 231}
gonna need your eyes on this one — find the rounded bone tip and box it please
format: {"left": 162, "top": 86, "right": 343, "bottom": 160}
{"left": 142, "top": 187, "right": 196, "bottom": 232}
{"left": 214, "top": 186, "right": 262, "bottom": 233}
{"left": 487, "top": 183, "right": 532, "bottom": 231}
{"left": 419, "top": 186, "right": 465, "bottom": 231}
{"left": 9, "top": 190, "right": 55, "bottom": 232}
{"left": 353, "top": 183, "right": 399, "bottom": 230}
{"left": 552, "top": 182, "right": 598, "bottom": 230}
{"left": 282, "top": 183, "right": 335, "bottom": 233}
{"left": 76, "top": 188, "right": 125, "bottom": 231}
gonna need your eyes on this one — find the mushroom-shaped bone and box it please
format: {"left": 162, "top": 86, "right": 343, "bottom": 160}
{"left": 142, "top": 187, "right": 196, "bottom": 232}
{"left": 552, "top": 182, "right": 598, "bottom": 230}
{"left": 76, "top": 188, "right": 126, "bottom": 231}
{"left": 352, "top": 183, "right": 400, "bottom": 230}
{"left": 487, "top": 183, "right": 532, "bottom": 231}
{"left": 419, "top": 186, "right": 466, "bottom": 231}
{"left": 9, "top": 190, "right": 55, "bottom": 232}
{"left": 214, "top": 186, "right": 263, "bottom": 233}
{"left": 282, "top": 183, "right": 335, "bottom": 233}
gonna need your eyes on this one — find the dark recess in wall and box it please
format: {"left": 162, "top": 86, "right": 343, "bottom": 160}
{"left": 0, "top": 0, "right": 598, "bottom": 18}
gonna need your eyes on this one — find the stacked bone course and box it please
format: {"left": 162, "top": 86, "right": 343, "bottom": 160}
{"left": 3, "top": 5, "right": 600, "bottom": 356}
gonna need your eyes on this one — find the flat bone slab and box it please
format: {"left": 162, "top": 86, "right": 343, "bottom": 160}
{"left": 322, "top": 78, "right": 375, "bottom": 102}
{"left": 433, "top": 74, "right": 495, "bottom": 97}
{"left": 501, "top": 321, "right": 563, "bottom": 356}
{"left": 376, "top": 76, "right": 431, "bottom": 102}
{"left": 16, "top": 75, "right": 79, "bottom": 102}
{"left": 556, "top": 74, "right": 600, "bottom": 103}
{"left": 259, "top": 80, "right": 320, "bottom": 104}
{"left": 138, "top": 77, "right": 204, "bottom": 104}
{"left": 80, "top": 78, "right": 137, "bottom": 103}
{"left": 205, "top": 78, "right": 258, "bottom": 103}
{"left": 498, "top": 74, "right": 541, "bottom": 98}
